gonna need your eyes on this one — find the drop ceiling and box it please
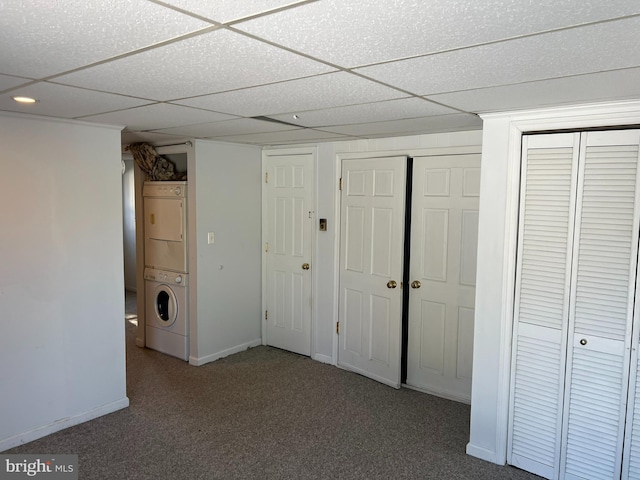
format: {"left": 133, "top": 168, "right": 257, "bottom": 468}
{"left": 1, "top": 0, "right": 640, "bottom": 146}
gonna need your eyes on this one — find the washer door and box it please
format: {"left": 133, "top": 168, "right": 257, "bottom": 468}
{"left": 154, "top": 284, "right": 177, "bottom": 327}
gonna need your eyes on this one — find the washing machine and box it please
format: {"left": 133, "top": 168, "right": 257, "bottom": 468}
{"left": 144, "top": 267, "right": 189, "bottom": 361}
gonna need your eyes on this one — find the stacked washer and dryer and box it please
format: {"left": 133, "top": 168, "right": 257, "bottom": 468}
{"left": 143, "top": 181, "right": 189, "bottom": 361}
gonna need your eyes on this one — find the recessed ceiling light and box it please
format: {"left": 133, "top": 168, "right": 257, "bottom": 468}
{"left": 13, "top": 96, "right": 38, "bottom": 104}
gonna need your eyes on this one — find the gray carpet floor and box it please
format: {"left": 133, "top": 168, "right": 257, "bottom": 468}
{"left": 7, "top": 292, "right": 542, "bottom": 479}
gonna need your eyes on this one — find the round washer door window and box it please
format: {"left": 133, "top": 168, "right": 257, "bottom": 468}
{"left": 154, "top": 285, "right": 177, "bottom": 326}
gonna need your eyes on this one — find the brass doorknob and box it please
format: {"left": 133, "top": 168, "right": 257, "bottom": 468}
{"left": 302, "top": 263, "right": 310, "bottom": 270}
{"left": 387, "top": 280, "right": 397, "bottom": 289}
{"left": 411, "top": 280, "right": 421, "bottom": 289}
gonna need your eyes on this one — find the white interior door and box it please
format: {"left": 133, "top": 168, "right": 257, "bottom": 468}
{"left": 264, "top": 153, "right": 313, "bottom": 356}
{"left": 338, "top": 156, "right": 406, "bottom": 388}
{"left": 406, "top": 154, "right": 480, "bottom": 403}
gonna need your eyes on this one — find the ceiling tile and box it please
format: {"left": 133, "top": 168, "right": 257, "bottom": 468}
{"left": 236, "top": 0, "right": 640, "bottom": 67}
{"left": 159, "top": 0, "right": 309, "bottom": 23}
{"left": 0, "top": 74, "right": 33, "bottom": 92}
{"left": 356, "top": 16, "right": 640, "bottom": 95}
{"left": 267, "top": 97, "right": 460, "bottom": 127}
{"left": 430, "top": 68, "right": 640, "bottom": 113}
{"left": 319, "top": 114, "right": 482, "bottom": 137}
{"left": 0, "top": 82, "right": 151, "bottom": 118}
{"left": 80, "top": 103, "right": 238, "bottom": 131}
{"left": 174, "top": 72, "right": 406, "bottom": 117}
{"left": 54, "top": 29, "right": 334, "bottom": 101}
{"left": 153, "top": 118, "right": 297, "bottom": 137}
{"left": 0, "top": 0, "right": 210, "bottom": 79}
{"left": 210, "top": 128, "right": 349, "bottom": 145}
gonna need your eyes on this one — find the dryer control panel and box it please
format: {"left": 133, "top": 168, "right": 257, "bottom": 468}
{"left": 144, "top": 268, "right": 188, "bottom": 287}
{"left": 143, "top": 181, "right": 187, "bottom": 198}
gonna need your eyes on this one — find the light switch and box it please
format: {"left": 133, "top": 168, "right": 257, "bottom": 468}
{"left": 208, "top": 232, "right": 215, "bottom": 244}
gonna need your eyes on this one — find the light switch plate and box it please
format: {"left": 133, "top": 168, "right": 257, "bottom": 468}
{"left": 208, "top": 232, "right": 215, "bottom": 244}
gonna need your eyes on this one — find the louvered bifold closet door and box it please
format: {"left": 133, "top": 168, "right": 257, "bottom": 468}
{"left": 611, "top": 130, "right": 640, "bottom": 480}
{"left": 508, "top": 133, "right": 580, "bottom": 480}
{"left": 560, "top": 130, "right": 640, "bottom": 480}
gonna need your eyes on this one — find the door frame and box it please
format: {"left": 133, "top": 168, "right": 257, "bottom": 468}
{"left": 261, "top": 146, "right": 317, "bottom": 357}
{"left": 333, "top": 146, "right": 482, "bottom": 367}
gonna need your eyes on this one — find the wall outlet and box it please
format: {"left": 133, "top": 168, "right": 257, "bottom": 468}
{"left": 207, "top": 232, "right": 215, "bottom": 244}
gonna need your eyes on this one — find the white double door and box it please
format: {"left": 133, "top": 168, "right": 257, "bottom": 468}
{"left": 508, "top": 130, "right": 640, "bottom": 480}
{"left": 338, "top": 154, "right": 480, "bottom": 396}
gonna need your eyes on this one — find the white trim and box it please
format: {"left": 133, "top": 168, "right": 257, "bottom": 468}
{"left": 188, "top": 338, "right": 262, "bottom": 366}
{"left": 0, "top": 397, "right": 129, "bottom": 452}
{"left": 312, "top": 353, "right": 332, "bottom": 364}
{"left": 260, "top": 146, "right": 317, "bottom": 357}
{"left": 403, "top": 383, "right": 471, "bottom": 405}
{"left": 466, "top": 444, "right": 500, "bottom": 464}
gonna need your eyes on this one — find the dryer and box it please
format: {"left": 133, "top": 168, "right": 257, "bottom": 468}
{"left": 143, "top": 181, "right": 187, "bottom": 273}
{"left": 144, "top": 267, "right": 189, "bottom": 361}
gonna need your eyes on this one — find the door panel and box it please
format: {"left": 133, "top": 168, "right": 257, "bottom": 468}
{"left": 561, "top": 130, "right": 640, "bottom": 480}
{"left": 264, "top": 153, "right": 313, "bottom": 356}
{"left": 406, "top": 154, "right": 480, "bottom": 402}
{"left": 338, "top": 156, "right": 406, "bottom": 388}
{"left": 509, "top": 133, "right": 580, "bottom": 480}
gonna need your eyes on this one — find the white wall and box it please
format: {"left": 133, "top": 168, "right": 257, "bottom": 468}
{"left": 269, "top": 130, "right": 484, "bottom": 362}
{"left": 0, "top": 113, "right": 129, "bottom": 451}
{"left": 188, "top": 140, "right": 262, "bottom": 365}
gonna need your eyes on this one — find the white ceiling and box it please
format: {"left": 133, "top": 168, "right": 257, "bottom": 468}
{"left": 1, "top": 0, "right": 640, "bottom": 146}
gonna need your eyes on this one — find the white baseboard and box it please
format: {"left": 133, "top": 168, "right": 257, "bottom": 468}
{"left": 466, "top": 443, "right": 501, "bottom": 464}
{"left": 0, "top": 397, "right": 130, "bottom": 452}
{"left": 188, "top": 339, "right": 262, "bottom": 366}
{"left": 402, "top": 383, "right": 471, "bottom": 405}
{"left": 312, "top": 353, "right": 333, "bottom": 365}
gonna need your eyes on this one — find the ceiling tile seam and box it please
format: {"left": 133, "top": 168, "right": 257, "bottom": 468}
{"left": 43, "top": 80, "right": 161, "bottom": 104}
{"left": 0, "top": 78, "right": 42, "bottom": 96}
{"left": 204, "top": 128, "right": 356, "bottom": 139}
{"left": 343, "top": 69, "right": 473, "bottom": 115}
{"left": 71, "top": 102, "right": 160, "bottom": 120}
{"left": 349, "top": 12, "right": 640, "bottom": 71}
{"left": 175, "top": 95, "right": 418, "bottom": 120}
{"left": 145, "top": 0, "right": 222, "bottom": 25}
{"left": 163, "top": 71, "right": 340, "bottom": 103}
{"left": 305, "top": 112, "right": 478, "bottom": 130}
{"left": 142, "top": 116, "right": 295, "bottom": 132}
{"left": 72, "top": 101, "right": 239, "bottom": 121}
{"left": 0, "top": 25, "right": 223, "bottom": 96}
{"left": 147, "top": 0, "right": 318, "bottom": 27}
{"left": 258, "top": 96, "right": 417, "bottom": 119}
{"left": 223, "top": 25, "right": 463, "bottom": 109}
{"left": 422, "top": 65, "right": 640, "bottom": 99}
